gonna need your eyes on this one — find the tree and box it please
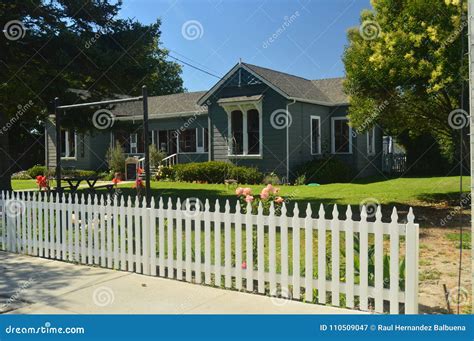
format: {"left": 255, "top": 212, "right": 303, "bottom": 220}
{"left": 0, "top": 0, "right": 184, "bottom": 190}
{"left": 343, "top": 0, "right": 467, "bottom": 171}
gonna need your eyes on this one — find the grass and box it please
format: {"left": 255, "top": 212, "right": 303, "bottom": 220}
{"left": 445, "top": 232, "right": 471, "bottom": 249}
{"left": 12, "top": 176, "right": 468, "bottom": 213}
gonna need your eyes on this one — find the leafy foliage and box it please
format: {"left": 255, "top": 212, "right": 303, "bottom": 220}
{"left": 106, "top": 144, "right": 126, "bottom": 174}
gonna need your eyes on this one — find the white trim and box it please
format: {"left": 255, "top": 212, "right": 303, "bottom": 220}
{"left": 310, "top": 115, "right": 322, "bottom": 155}
{"left": 367, "top": 126, "right": 376, "bottom": 156}
{"left": 289, "top": 97, "right": 348, "bottom": 107}
{"left": 130, "top": 133, "right": 138, "bottom": 154}
{"left": 331, "top": 117, "right": 352, "bottom": 154}
{"left": 60, "top": 129, "right": 78, "bottom": 160}
{"left": 114, "top": 111, "right": 208, "bottom": 121}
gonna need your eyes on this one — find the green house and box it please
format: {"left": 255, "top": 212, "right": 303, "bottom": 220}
{"left": 45, "top": 62, "right": 382, "bottom": 181}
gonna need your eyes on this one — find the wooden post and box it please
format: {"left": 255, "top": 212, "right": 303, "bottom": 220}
{"left": 142, "top": 86, "right": 151, "bottom": 206}
{"left": 54, "top": 97, "right": 62, "bottom": 194}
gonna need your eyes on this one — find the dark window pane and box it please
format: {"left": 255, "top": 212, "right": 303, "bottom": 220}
{"left": 311, "top": 118, "right": 320, "bottom": 154}
{"left": 204, "top": 128, "right": 209, "bottom": 152}
{"left": 158, "top": 130, "right": 168, "bottom": 152}
{"left": 247, "top": 109, "right": 259, "bottom": 155}
{"left": 231, "top": 110, "right": 243, "bottom": 154}
{"left": 334, "top": 119, "right": 350, "bottom": 153}
{"left": 179, "top": 129, "right": 197, "bottom": 152}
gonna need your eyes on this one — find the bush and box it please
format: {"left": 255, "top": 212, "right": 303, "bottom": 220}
{"left": 149, "top": 144, "right": 166, "bottom": 169}
{"left": 296, "top": 158, "right": 353, "bottom": 184}
{"left": 27, "top": 165, "right": 46, "bottom": 178}
{"left": 106, "top": 144, "right": 125, "bottom": 174}
{"left": 262, "top": 172, "right": 280, "bottom": 185}
{"left": 12, "top": 171, "right": 32, "bottom": 180}
{"left": 172, "top": 161, "right": 263, "bottom": 184}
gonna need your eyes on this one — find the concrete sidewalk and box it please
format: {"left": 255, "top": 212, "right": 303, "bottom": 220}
{"left": 0, "top": 252, "right": 365, "bottom": 314}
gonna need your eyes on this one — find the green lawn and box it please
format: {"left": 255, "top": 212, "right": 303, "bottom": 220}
{"left": 12, "top": 176, "right": 468, "bottom": 212}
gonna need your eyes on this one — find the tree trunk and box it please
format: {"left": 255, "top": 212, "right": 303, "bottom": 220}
{"left": 0, "top": 113, "right": 13, "bottom": 191}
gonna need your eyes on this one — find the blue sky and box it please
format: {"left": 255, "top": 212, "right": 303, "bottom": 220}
{"left": 119, "top": 0, "right": 372, "bottom": 92}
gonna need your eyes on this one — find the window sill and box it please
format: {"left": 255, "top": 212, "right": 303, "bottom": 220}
{"left": 228, "top": 154, "right": 263, "bottom": 159}
{"left": 332, "top": 152, "right": 352, "bottom": 155}
{"left": 61, "top": 157, "right": 77, "bottom": 161}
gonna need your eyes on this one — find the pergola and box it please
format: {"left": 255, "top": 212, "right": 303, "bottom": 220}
{"left": 53, "top": 85, "right": 152, "bottom": 205}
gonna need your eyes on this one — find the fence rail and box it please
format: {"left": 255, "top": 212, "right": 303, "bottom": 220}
{"left": 0, "top": 191, "right": 419, "bottom": 314}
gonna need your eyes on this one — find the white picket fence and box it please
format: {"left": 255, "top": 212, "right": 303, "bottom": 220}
{"left": 0, "top": 191, "right": 419, "bottom": 314}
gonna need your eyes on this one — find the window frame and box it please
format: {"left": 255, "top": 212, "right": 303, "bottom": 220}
{"left": 331, "top": 117, "right": 352, "bottom": 154}
{"left": 177, "top": 128, "right": 199, "bottom": 154}
{"left": 310, "top": 115, "right": 321, "bottom": 155}
{"left": 60, "top": 129, "right": 77, "bottom": 160}
{"left": 367, "top": 126, "right": 376, "bottom": 155}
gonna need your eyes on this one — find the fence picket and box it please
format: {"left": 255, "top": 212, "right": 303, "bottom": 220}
{"left": 120, "top": 196, "right": 127, "bottom": 271}
{"left": 106, "top": 196, "right": 113, "bottom": 269}
{"left": 224, "top": 200, "right": 231, "bottom": 288}
{"left": 149, "top": 198, "right": 157, "bottom": 276}
{"left": 79, "top": 194, "right": 86, "bottom": 264}
{"left": 204, "top": 200, "right": 211, "bottom": 285}
{"left": 158, "top": 198, "right": 165, "bottom": 277}
{"left": 67, "top": 193, "right": 73, "bottom": 261}
{"left": 304, "top": 204, "right": 313, "bottom": 302}
{"left": 214, "top": 200, "right": 221, "bottom": 287}
{"left": 23, "top": 192, "right": 28, "bottom": 254}
{"left": 93, "top": 195, "right": 100, "bottom": 265}
{"left": 113, "top": 196, "right": 119, "bottom": 269}
{"left": 51, "top": 193, "right": 56, "bottom": 259}
{"left": 142, "top": 197, "right": 150, "bottom": 276}
{"left": 44, "top": 193, "right": 50, "bottom": 258}
{"left": 38, "top": 194, "right": 44, "bottom": 257}
{"left": 86, "top": 194, "right": 93, "bottom": 265}
{"left": 359, "top": 206, "right": 369, "bottom": 311}
{"left": 134, "top": 197, "right": 142, "bottom": 274}
{"left": 127, "top": 196, "right": 133, "bottom": 271}
{"left": 389, "top": 207, "right": 399, "bottom": 314}
{"left": 292, "top": 204, "right": 300, "bottom": 299}
{"left": 100, "top": 196, "right": 106, "bottom": 267}
{"left": 167, "top": 198, "right": 174, "bottom": 279}
{"left": 317, "top": 204, "right": 326, "bottom": 304}
{"left": 268, "top": 202, "right": 276, "bottom": 295}
{"left": 61, "top": 193, "right": 67, "bottom": 261}
{"left": 257, "top": 202, "right": 264, "bottom": 294}
{"left": 405, "top": 208, "right": 418, "bottom": 314}
{"left": 234, "top": 201, "right": 242, "bottom": 290}
{"left": 245, "top": 202, "right": 253, "bottom": 292}
{"left": 176, "top": 198, "right": 183, "bottom": 280}
{"left": 374, "top": 206, "right": 384, "bottom": 313}
{"left": 331, "top": 205, "right": 340, "bottom": 306}
{"left": 74, "top": 194, "right": 80, "bottom": 262}
{"left": 195, "top": 199, "right": 202, "bottom": 284}
{"left": 185, "top": 199, "right": 192, "bottom": 282}
{"left": 345, "top": 206, "right": 354, "bottom": 308}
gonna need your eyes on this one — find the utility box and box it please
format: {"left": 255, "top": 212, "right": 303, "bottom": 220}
{"left": 125, "top": 157, "right": 139, "bottom": 180}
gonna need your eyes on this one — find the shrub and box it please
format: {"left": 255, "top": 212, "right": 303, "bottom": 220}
{"left": 262, "top": 172, "right": 280, "bottom": 185}
{"left": 159, "top": 166, "right": 176, "bottom": 180}
{"left": 12, "top": 171, "right": 32, "bottom": 180}
{"left": 106, "top": 144, "right": 125, "bottom": 174}
{"left": 296, "top": 158, "right": 352, "bottom": 184}
{"left": 27, "top": 165, "right": 47, "bottom": 178}
{"left": 149, "top": 144, "right": 166, "bottom": 169}
{"left": 294, "top": 174, "right": 306, "bottom": 186}
{"left": 172, "top": 161, "right": 263, "bottom": 184}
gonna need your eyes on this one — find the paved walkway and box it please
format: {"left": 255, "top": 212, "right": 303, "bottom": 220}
{"left": 0, "top": 252, "right": 365, "bottom": 314}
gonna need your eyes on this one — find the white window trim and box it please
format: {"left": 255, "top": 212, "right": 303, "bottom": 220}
{"left": 61, "top": 129, "right": 77, "bottom": 160}
{"left": 310, "top": 115, "right": 321, "bottom": 155}
{"left": 222, "top": 101, "right": 263, "bottom": 158}
{"left": 331, "top": 117, "right": 352, "bottom": 154}
{"left": 130, "top": 133, "right": 138, "bottom": 154}
{"left": 367, "top": 127, "right": 376, "bottom": 155}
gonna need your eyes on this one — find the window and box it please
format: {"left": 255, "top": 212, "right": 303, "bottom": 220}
{"left": 178, "top": 129, "right": 197, "bottom": 153}
{"left": 367, "top": 127, "right": 376, "bottom": 155}
{"left": 203, "top": 128, "right": 209, "bottom": 152}
{"left": 332, "top": 118, "right": 352, "bottom": 154}
{"left": 230, "top": 110, "right": 244, "bottom": 154}
{"left": 247, "top": 109, "right": 260, "bottom": 155}
{"left": 61, "top": 129, "right": 76, "bottom": 158}
{"left": 310, "top": 116, "right": 321, "bottom": 155}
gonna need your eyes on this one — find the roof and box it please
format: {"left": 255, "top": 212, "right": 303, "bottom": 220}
{"left": 311, "top": 77, "right": 347, "bottom": 104}
{"left": 112, "top": 91, "right": 208, "bottom": 118}
{"left": 217, "top": 94, "right": 263, "bottom": 104}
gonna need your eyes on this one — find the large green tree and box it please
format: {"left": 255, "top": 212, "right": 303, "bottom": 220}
{"left": 343, "top": 0, "right": 467, "bottom": 172}
{"left": 0, "top": 0, "right": 184, "bottom": 190}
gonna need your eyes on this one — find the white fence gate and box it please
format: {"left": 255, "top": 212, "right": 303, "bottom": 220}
{"left": 0, "top": 191, "right": 419, "bottom": 314}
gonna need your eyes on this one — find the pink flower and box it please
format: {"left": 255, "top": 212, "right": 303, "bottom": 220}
{"left": 274, "top": 187, "right": 280, "bottom": 194}
{"left": 242, "top": 187, "right": 252, "bottom": 196}
{"left": 266, "top": 184, "right": 279, "bottom": 194}
{"left": 260, "top": 188, "right": 270, "bottom": 200}
{"left": 235, "top": 187, "right": 244, "bottom": 196}
{"left": 242, "top": 261, "right": 247, "bottom": 269}
{"left": 245, "top": 195, "right": 254, "bottom": 203}
{"left": 274, "top": 196, "right": 284, "bottom": 204}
